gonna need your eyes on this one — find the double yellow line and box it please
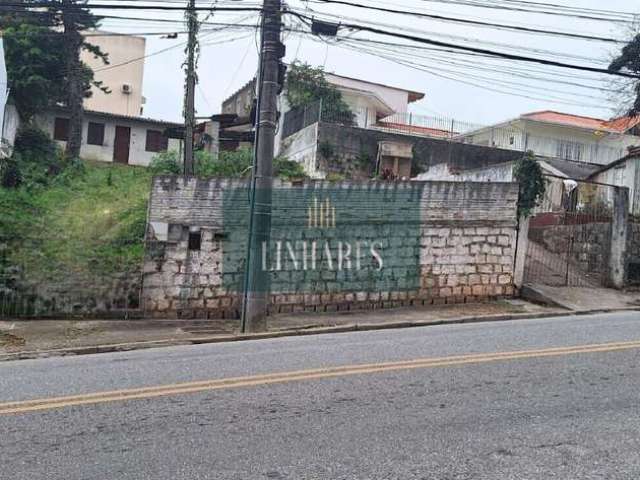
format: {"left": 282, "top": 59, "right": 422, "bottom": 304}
{"left": 2, "top": 340, "right": 640, "bottom": 415}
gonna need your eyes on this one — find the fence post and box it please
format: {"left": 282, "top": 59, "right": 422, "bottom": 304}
{"left": 609, "top": 186, "right": 629, "bottom": 289}
{"left": 514, "top": 215, "right": 530, "bottom": 288}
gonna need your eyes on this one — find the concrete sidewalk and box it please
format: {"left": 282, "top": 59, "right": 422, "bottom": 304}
{"left": 522, "top": 285, "right": 640, "bottom": 311}
{"left": 0, "top": 300, "right": 555, "bottom": 360}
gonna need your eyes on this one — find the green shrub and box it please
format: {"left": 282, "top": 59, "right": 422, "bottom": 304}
{"left": 4, "top": 126, "right": 64, "bottom": 188}
{"left": 149, "top": 150, "right": 182, "bottom": 175}
{"left": 1, "top": 157, "right": 22, "bottom": 188}
{"left": 13, "top": 127, "right": 57, "bottom": 159}
{"left": 325, "top": 172, "right": 346, "bottom": 182}
{"left": 274, "top": 157, "right": 306, "bottom": 180}
{"left": 514, "top": 151, "right": 546, "bottom": 218}
{"left": 150, "top": 148, "right": 303, "bottom": 180}
{"left": 196, "top": 148, "right": 253, "bottom": 178}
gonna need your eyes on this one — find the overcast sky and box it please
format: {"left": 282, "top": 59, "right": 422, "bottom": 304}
{"left": 97, "top": 0, "right": 640, "bottom": 125}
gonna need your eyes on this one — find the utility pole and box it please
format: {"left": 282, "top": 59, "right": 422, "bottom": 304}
{"left": 241, "top": 0, "right": 283, "bottom": 333}
{"left": 61, "top": 0, "right": 84, "bottom": 159}
{"left": 183, "top": 0, "right": 197, "bottom": 175}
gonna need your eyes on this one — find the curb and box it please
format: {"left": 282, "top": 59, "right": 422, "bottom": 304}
{"left": 1, "top": 307, "right": 639, "bottom": 362}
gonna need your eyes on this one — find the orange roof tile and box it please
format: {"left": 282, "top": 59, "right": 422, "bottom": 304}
{"left": 376, "top": 121, "right": 454, "bottom": 138}
{"left": 521, "top": 110, "right": 640, "bottom": 133}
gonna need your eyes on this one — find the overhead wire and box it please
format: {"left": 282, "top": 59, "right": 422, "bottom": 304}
{"left": 287, "top": 9, "right": 640, "bottom": 79}
{"left": 307, "top": 0, "right": 626, "bottom": 44}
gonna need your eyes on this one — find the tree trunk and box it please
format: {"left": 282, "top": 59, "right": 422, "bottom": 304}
{"left": 62, "top": 0, "right": 83, "bottom": 159}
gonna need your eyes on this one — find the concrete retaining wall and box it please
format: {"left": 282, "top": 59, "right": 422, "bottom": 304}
{"left": 142, "top": 177, "right": 519, "bottom": 318}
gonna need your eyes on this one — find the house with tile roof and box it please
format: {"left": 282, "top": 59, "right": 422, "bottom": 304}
{"left": 458, "top": 110, "right": 640, "bottom": 166}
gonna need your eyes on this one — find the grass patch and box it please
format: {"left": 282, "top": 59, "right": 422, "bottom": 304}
{"left": 0, "top": 161, "right": 152, "bottom": 283}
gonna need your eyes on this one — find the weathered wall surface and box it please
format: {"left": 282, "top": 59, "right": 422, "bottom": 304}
{"left": 142, "top": 177, "right": 519, "bottom": 318}
{"left": 415, "top": 160, "right": 515, "bottom": 183}
{"left": 529, "top": 222, "right": 611, "bottom": 282}
{"left": 278, "top": 123, "right": 321, "bottom": 178}
{"left": 316, "top": 122, "right": 525, "bottom": 179}
{"left": 0, "top": 268, "right": 141, "bottom": 318}
{"left": 628, "top": 222, "right": 640, "bottom": 283}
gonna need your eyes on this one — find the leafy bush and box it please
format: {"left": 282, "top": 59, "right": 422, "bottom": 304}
{"left": 196, "top": 148, "right": 253, "bottom": 178}
{"left": 274, "top": 157, "right": 306, "bottom": 180}
{"left": 3, "top": 127, "right": 64, "bottom": 188}
{"left": 149, "top": 150, "right": 182, "bottom": 175}
{"left": 514, "top": 151, "right": 546, "bottom": 218}
{"left": 325, "top": 172, "right": 346, "bottom": 182}
{"left": 150, "top": 148, "right": 303, "bottom": 180}
{"left": 286, "top": 62, "right": 355, "bottom": 124}
{"left": 1, "top": 157, "right": 22, "bottom": 188}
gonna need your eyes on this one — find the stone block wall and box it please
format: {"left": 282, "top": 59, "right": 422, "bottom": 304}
{"left": 142, "top": 177, "right": 520, "bottom": 318}
{"left": 421, "top": 226, "right": 516, "bottom": 303}
{"left": 0, "top": 271, "right": 141, "bottom": 318}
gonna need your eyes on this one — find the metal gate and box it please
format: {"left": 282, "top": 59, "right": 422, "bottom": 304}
{"left": 523, "top": 176, "right": 616, "bottom": 287}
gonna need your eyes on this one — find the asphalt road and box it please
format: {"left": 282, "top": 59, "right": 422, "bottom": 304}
{"left": 1, "top": 311, "right": 640, "bottom": 479}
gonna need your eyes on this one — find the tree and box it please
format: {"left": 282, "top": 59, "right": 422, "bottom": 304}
{"left": 1, "top": 2, "right": 66, "bottom": 123}
{"left": 51, "top": 0, "right": 109, "bottom": 158}
{"left": 513, "top": 151, "right": 546, "bottom": 218}
{"left": 609, "top": 33, "right": 640, "bottom": 116}
{"left": 285, "top": 62, "right": 354, "bottom": 123}
{"left": 2, "top": 1, "right": 109, "bottom": 156}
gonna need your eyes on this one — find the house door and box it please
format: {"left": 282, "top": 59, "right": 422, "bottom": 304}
{"left": 113, "top": 126, "right": 131, "bottom": 164}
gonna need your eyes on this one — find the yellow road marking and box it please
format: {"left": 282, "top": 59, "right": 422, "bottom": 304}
{"left": 1, "top": 340, "right": 639, "bottom": 415}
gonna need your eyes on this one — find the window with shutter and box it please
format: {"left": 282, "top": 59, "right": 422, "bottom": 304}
{"left": 145, "top": 130, "right": 169, "bottom": 152}
{"left": 87, "top": 122, "right": 105, "bottom": 146}
{"left": 53, "top": 117, "right": 69, "bottom": 141}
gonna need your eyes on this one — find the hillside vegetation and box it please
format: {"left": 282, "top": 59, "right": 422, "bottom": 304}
{"left": 0, "top": 130, "right": 307, "bottom": 290}
{"left": 0, "top": 161, "right": 151, "bottom": 284}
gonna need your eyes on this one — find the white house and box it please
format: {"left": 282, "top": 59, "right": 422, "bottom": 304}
{"left": 21, "top": 108, "right": 183, "bottom": 166}
{"left": 459, "top": 110, "right": 640, "bottom": 166}
{"left": 220, "top": 71, "right": 427, "bottom": 160}
{"left": 322, "top": 72, "right": 425, "bottom": 127}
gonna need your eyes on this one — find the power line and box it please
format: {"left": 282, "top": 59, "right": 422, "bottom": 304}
{"left": 1, "top": 2, "right": 263, "bottom": 12}
{"left": 339, "top": 37, "right": 616, "bottom": 96}
{"left": 287, "top": 10, "right": 640, "bottom": 79}
{"left": 308, "top": 0, "right": 626, "bottom": 44}
{"left": 410, "top": 0, "right": 635, "bottom": 23}
{"left": 284, "top": 4, "right": 623, "bottom": 63}
{"left": 331, "top": 38, "right": 609, "bottom": 108}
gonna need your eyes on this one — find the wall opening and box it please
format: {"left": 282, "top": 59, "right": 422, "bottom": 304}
{"left": 188, "top": 231, "right": 202, "bottom": 251}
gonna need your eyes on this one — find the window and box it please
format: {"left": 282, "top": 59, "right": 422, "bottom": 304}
{"left": 53, "top": 117, "right": 69, "bottom": 141}
{"left": 556, "top": 140, "right": 583, "bottom": 162}
{"left": 145, "top": 129, "right": 169, "bottom": 152}
{"left": 87, "top": 122, "right": 105, "bottom": 146}
{"left": 188, "top": 231, "right": 202, "bottom": 251}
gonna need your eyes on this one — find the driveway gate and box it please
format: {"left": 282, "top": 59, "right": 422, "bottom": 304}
{"left": 523, "top": 177, "right": 616, "bottom": 287}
